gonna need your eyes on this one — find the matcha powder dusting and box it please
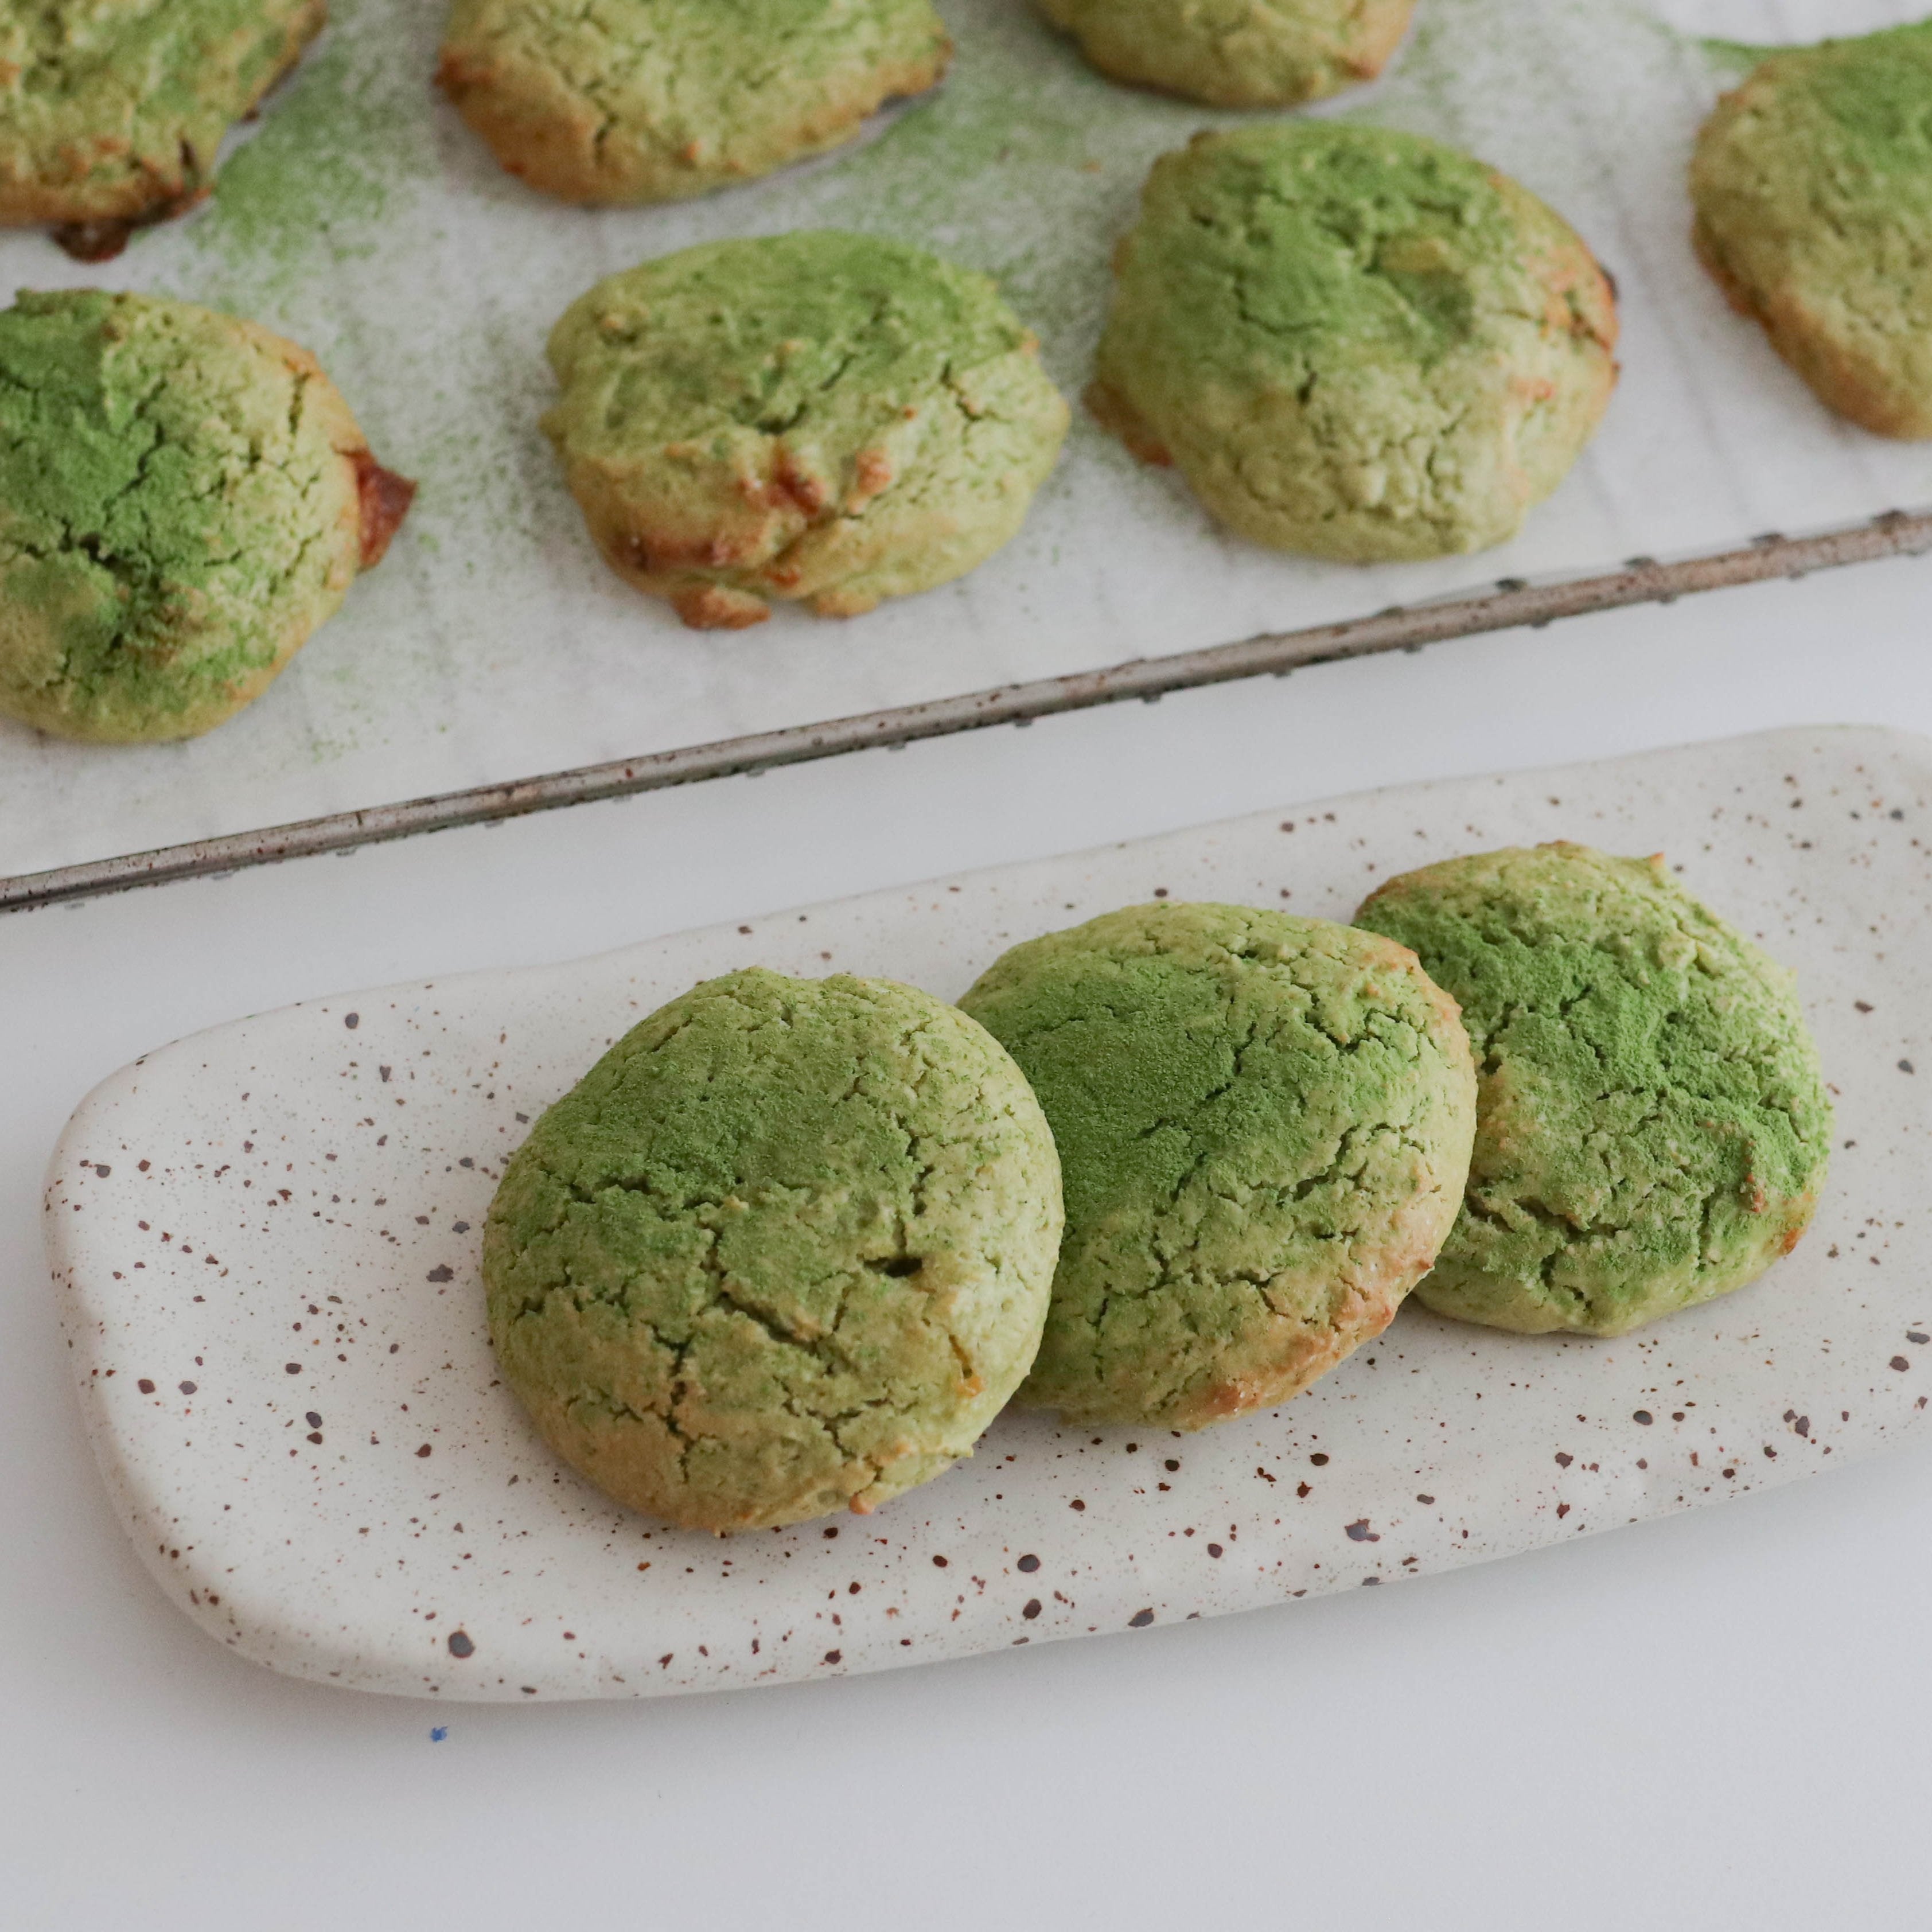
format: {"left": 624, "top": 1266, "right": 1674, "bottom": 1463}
{"left": 482, "top": 969, "right": 1064, "bottom": 1531}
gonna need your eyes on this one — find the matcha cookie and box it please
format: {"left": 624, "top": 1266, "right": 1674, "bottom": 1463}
{"left": 1089, "top": 123, "right": 1619, "bottom": 562}
{"left": 0, "top": 290, "right": 414, "bottom": 743}
{"left": 0, "top": 0, "right": 325, "bottom": 261}
{"left": 484, "top": 969, "right": 1062, "bottom": 1532}
{"left": 544, "top": 231, "right": 1070, "bottom": 629}
{"left": 957, "top": 903, "right": 1475, "bottom": 1431}
{"left": 1355, "top": 844, "right": 1833, "bottom": 1338}
{"left": 438, "top": 0, "right": 949, "bottom": 205}
{"left": 1037, "top": 0, "right": 1413, "bottom": 108}
{"left": 1691, "top": 22, "right": 1932, "bottom": 437}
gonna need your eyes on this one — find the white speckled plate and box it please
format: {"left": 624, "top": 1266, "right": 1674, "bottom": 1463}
{"left": 46, "top": 726, "right": 1932, "bottom": 1703}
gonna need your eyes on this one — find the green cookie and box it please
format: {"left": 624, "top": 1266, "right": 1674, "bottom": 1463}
{"left": 544, "top": 231, "right": 1070, "bottom": 629}
{"left": 958, "top": 903, "right": 1475, "bottom": 1431}
{"left": 1355, "top": 844, "right": 1833, "bottom": 1338}
{"left": 1036, "top": 0, "right": 1413, "bottom": 109}
{"left": 1691, "top": 21, "right": 1932, "bottom": 438}
{"left": 438, "top": 0, "right": 949, "bottom": 206}
{"left": 482, "top": 969, "right": 1064, "bottom": 1533}
{"left": 1090, "top": 123, "right": 1619, "bottom": 562}
{"left": 0, "top": 290, "right": 412, "bottom": 743}
{"left": 0, "top": 0, "right": 325, "bottom": 260}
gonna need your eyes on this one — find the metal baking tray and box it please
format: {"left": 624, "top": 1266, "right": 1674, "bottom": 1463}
{"left": 3, "top": 0, "right": 1926, "bottom": 904}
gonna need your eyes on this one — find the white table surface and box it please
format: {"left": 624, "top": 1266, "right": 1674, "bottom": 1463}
{"left": 7, "top": 550, "right": 1932, "bottom": 1929}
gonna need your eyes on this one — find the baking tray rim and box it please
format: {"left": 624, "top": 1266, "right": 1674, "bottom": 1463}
{"left": 6, "top": 504, "right": 1927, "bottom": 915}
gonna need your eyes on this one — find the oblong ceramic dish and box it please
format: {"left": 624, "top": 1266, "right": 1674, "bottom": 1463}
{"left": 47, "top": 726, "right": 1932, "bottom": 1701}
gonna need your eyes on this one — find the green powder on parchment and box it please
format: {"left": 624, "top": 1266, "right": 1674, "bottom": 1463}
{"left": 163, "top": 0, "right": 441, "bottom": 307}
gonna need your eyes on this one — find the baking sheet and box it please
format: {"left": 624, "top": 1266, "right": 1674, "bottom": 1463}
{"left": 46, "top": 724, "right": 1932, "bottom": 1700}
{"left": 3, "top": 0, "right": 1927, "bottom": 879}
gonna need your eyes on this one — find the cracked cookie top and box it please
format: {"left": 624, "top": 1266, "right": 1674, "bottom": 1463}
{"left": 1089, "top": 121, "right": 1618, "bottom": 563}
{"left": 0, "top": 0, "right": 326, "bottom": 256}
{"left": 482, "top": 969, "right": 1063, "bottom": 1532}
{"left": 1356, "top": 843, "right": 1833, "bottom": 1337}
{"left": 0, "top": 289, "right": 408, "bottom": 743}
{"left": 959, "top": 902, "right": 1475, "bottom": 1431}
{"left": 1035, "top": 0, "right": 1415, "bottom": 110}
{"left": 437, "top": 0, "right": 949, "bottom": 206}
{"left": 542, "top": 230, "right": 1069, "bottom": 629}
{"left": 1690, "top": 21, "right": 1932, "bottom": 438}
